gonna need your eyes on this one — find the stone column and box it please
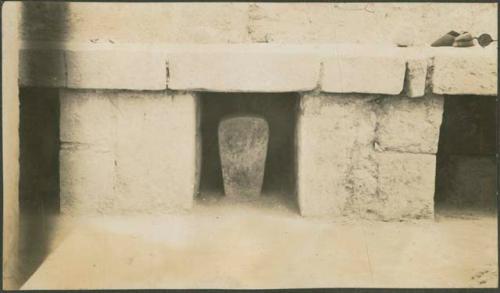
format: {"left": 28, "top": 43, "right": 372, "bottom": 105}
{"left": 60, "top": 89, "right": 200, "bottom": 215}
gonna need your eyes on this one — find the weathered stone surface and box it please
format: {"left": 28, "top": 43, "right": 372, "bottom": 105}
{"left": 404, "top": 58, "right": 428, "bottom": 98}
{"left": 297, "top": 93, "right": 377, "bottom": 216}
{"left": 167, "top": 49, "right": 321, "bottom": 92}
{"left": 19, "top": 49, "right": 65, "bottom": 87}
{"left": 375, "top": 94, "right": 444, "bottom": 154}
{"left": 21, "top": 2, "right": 497, "bottom": 46}
{"left": 374, "top": 152, "right": 436, "bottom": 220}
{"left": 59, "top": 147, "right": 114, "bottom": 215}
{"left": 321, "top": 56, "right": 406, "bottom": 95}
{"left": 66, "top": 50, "right": 166, "bottom": 90}
{"left": 59, "top": 89, "right": 114, "bottom": 147}
{"left": 432, "top": 52, "right": 497, "bottom": 96}
{"left": 219, "top": 116, "right": 269, "bottom": 198}
{"left": 113, "top": 91, "right": 198, "bottom": 213}
{"left": 59, "top": 90, "right": 199, "bottom": 215}
{"left": 436, "top": 155, "right": 496, "bottom": 209}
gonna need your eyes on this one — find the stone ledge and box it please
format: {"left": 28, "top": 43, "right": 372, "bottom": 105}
{"left": 167, "top": 50, "right": 321, "bottom": 92}
{"left": 321, "top": 55, "right": 406, "bottom": 95}
{"left": 66, "top": 50, "right": 167, "bottom": 90}
{"left": 432, "top": 50, "right": 497, "bottom": 96}
{"left": 18, "top": 43, "right": 497, "bottom": 96}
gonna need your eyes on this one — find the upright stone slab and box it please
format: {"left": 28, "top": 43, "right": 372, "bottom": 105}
{"left": 296, "top": 93, "right": 377, "bottom": 217}
{"left": 59, "top": 89, "right": 199, "bottom": 215}
{"left": 218, "top": 115, "right": 269, "bottom": 198}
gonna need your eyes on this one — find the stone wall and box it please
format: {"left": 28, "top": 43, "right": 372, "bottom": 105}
{"left": 18, "top": 43, "right": 497, "bottom": 218}
{"left": 59, "top": 89, "right": 199, "bottom": 215}
{"left": 297, "top": 93, "right": 443, "bottom": 220}
{"left": 21, "top": 2, "right": 497, "bottom": 46}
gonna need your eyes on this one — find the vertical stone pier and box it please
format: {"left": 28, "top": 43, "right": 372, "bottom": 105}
{"left": 297, "top": 93, "right": 444, "bottom": 220}
{"left": 59, "top": 90, "right": 200, "bottom": 215}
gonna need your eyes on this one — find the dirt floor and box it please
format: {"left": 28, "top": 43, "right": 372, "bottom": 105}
{"left": 20, "top": 193, "right": 498, "bottom": 289}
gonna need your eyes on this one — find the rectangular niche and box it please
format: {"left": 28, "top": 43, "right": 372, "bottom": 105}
{"left": 435, "top": 95, "right": 496, "bottom": 213}
{"left": 198, "top": 92, "right": 299, "bottom": 209}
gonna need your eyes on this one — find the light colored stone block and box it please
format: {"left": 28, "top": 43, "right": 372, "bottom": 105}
{"left": 376, "top": 94, "right": 444, "bottom": 154}
{"left": 432, "top": 53, "right": 497, "bottom": 95}
{"left": 404, "top": 58, "right": 428, "bottom": 98}
{"left": 19, "top": 49, "right": 65, "bottom": 87}
{"left": 374, "top": 152, "right": 436, "bottom": 220}
{"left": 167, "top": 49, "right": 321, "bottom": 92}
{"left": 66, "top": 50, "right": 166, "bottom": 90}
{"left": 113, "top": 91, "right": 198, "bottom": 213}
{"left": 297, "top": 93, "right": 377, "bottom": 217}
{"left": 60, "top": 147, "right": 114, "bottom": 215}
{"left": 59, "top": 90, "right": 199, "bottom": 215}
{"left": 321, "top": 56, "right": 406, "bottom": 95}
{"left": 59, "top": 89, "right": 115, "bottom": 147}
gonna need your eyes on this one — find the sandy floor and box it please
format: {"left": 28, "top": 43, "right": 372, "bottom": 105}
{"left": 20, "top": 194, "right": 498, "bottom": 289}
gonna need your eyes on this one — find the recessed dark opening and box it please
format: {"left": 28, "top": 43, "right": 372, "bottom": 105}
{"left": 198, "top": 92, "right": 299, "bottom": 208}
{"left": 435, "top": 95, "right": 496, "bottom": 213}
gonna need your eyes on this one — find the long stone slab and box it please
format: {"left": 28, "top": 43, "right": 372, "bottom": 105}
{"left": 19, "top": 43, "right": 498, "bottom": 97}
{"left": 66, "top": 49, "right": 167, "bottom": 90}
{"left": 167, "top": 48, "right": 321, "bottom": 92}
{"left": 321, "top": 55, "right": 406, "bottom": 95}
{"left": 432, "top": 51, "right": 497, "bottom": 96}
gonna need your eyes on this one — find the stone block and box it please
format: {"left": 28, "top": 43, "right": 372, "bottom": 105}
{"left": 167, "top": 49, "right": 321, "bottom": 92}
{"left": 66, "top": 49, "right": 166, "bottom": 90}
{"left": 404, "top": 58, "right": 428, "bottom": 98}
{"left": 59, "top": 89, "right": 115, "bottom": 147}
{"left": 297, "top": 93, "right": 377, "bottom": 216}
{"left": 376, "top": 94, "right": 444, "bottom": 154}
{"left": 374, "top": 152, "right": 436, "bottom": 220}
{"left": 321, "top": 55, "right": 406, "bottom": 95}
{"left": 59, "top": 89, "right": 199, "bottom": 215}
{"left": 19, "top": 49, "right": 66, "bottom": 87}
{"left": 219, "top": 115, "right": 269, "bottom": 198}
{"left": 59, "top": 147, "right": 114, "bottom": 215}
{"left": 113, "top": 91, "right": 198, "bottom": 213}
{"left": 432, "top": 53, "right": 497, "bottom": 96}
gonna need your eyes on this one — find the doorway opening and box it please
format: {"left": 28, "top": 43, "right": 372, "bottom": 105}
{"left": 435, "top": 95, "right": 496, "bottom": 215}
{"left": 197, "top": 92, "right": 299, "bottom": 213}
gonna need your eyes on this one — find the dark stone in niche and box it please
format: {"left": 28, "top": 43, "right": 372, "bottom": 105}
{"left": 218, "top": 115, "right": 269, "bottom": 198}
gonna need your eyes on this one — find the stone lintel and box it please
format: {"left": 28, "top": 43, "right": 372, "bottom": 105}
{"left": 18, "top": 43, "right": 497, "bottom": 97}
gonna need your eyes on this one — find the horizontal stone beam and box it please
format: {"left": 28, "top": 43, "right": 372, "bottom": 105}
{"left": 18, "top": 43, "right": 497, "bottom": 96}
{"left": 432, "top": 50, "right": 497, "bottom": 96}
